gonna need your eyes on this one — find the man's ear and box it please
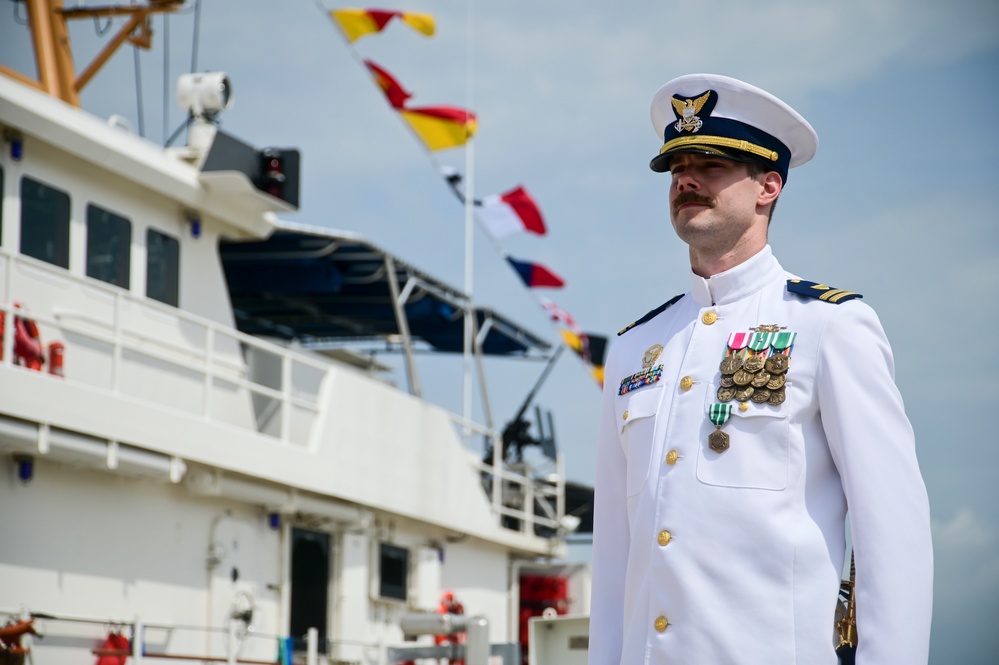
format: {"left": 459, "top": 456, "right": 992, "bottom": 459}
{"left": 758, "top": 171, "right": 782, "bottom": 207}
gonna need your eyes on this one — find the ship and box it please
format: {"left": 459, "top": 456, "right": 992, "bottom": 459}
{"left": 0, "top": 2, "right": 593, "bottom": 664}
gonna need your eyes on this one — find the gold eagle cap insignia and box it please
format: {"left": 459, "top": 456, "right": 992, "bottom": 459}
{"left": 670, "top": 91, "right": 711, "bottom": 133}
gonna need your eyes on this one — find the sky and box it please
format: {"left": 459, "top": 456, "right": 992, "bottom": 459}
{"left": 2, "top": 0, "right": 998, "bottom": 661}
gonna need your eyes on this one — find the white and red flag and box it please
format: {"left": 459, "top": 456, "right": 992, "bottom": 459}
{"left": 475, "top": 185, "right": 547, "bottom": 239}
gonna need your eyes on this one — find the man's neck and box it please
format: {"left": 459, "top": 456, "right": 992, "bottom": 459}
{"left": 689, "top": 235, "right": 767, "bottom": 278}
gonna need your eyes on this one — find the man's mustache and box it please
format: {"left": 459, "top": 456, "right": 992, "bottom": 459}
{"left": 673, "top": 191, "right": 714, "bottom": 213}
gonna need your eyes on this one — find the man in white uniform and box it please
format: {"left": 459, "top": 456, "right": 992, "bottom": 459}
{"left": 588, "top": 74, "right": 933, "bottom": 664}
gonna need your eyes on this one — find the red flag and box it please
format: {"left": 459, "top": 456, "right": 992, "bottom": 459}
{"left": 363, "top": 59, "right": 412, "bottom": 109}
{"left": 476, "top": 185, "right": 547, "bottom": 238}
{"left": 507, "top": 258, "right": 564, "bottom": 288}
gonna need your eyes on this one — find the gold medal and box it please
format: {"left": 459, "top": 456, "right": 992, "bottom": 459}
{"left": 733, "top": 369, "right": 754, "bottom": 386}
{"left": 751, "top": 388, "right": 771, "bottom": 403}
{"left": 708, "top": 429, "right": 730, "bottom": 453}
{"left": 766, "top": 373, "right": 786, "bottom": 390}
{"left": 735, "top": 386, "right": 755, "bottom": 402}
{"left": 716, "top": 386, "right": 736, "bottom": 402}
{"left": 742, "top": 355, "right": 766, "bottom": 373}
{"left": 751, "top": 370, "right": 772, "bottom": 388}
{"left": 764, "top": 354, "right": 790, "bottom": 374}
{"left": 768, "top": 388, "right": 786, "bottom": 405}
{"left": 720, "top": 355, "right": 743, "bottom": 374}
{"left": 720, "top": 375, "right": 735, "bottom": 388}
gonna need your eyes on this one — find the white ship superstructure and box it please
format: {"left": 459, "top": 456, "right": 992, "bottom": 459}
{"left": 0, "top": 3, "right": 591, "bottom": 664}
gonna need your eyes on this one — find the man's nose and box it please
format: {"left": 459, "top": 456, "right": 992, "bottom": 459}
{"left": 675, "top": 172, "right": 699, "bottom": 192}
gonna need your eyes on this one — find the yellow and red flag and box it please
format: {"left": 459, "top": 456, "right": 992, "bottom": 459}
{"left": 400, "top": 105, "right": 477, "bottom": 151}
{"left": 362, "top": 60, "right": 475, "bottom": 150}
{"left": 331, "top": 8, "right": 435, "bottom": 43}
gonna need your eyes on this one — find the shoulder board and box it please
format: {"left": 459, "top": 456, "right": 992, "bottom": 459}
{"left": 618, "top": 294, "right": 684, "bottom": 336}
{"left": 786, "top": 279, "right": 863, "bottom": 304}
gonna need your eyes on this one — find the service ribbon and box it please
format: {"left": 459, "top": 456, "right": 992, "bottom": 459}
{"left": 708, "top": 403, "right": 733, "bottom": 428}
{"left": 772, "top": 331, "right": 796, "bottom": 353}
{"left": 618, "top": 364, "right": 664, "bottom": 395}
{"left": 725, "top": 331, "right": 751, "bottom": 362}
{"left": 748, "top": 331, "right": 776, "bottom": 352}
{"left": 727, "top": 332, "right": 751, "bottom": 350}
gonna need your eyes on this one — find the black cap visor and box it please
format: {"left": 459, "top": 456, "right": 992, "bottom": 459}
{"left": 649, "top": 144, "right": 757, "bottom": 173}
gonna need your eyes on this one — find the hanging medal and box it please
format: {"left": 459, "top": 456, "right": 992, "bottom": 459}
{"left": 707, "top": 403, "right": 733, "bottom": 453}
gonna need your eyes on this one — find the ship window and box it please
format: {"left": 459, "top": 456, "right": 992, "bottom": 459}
{"left": 146, "top": 228, "right": 179, "bottom": 306}
{"left": 20, "top": 176, "right": 70, "bottom": 268}
{"left": 378, "top": 543, "right": 409, "bottom": 602}
{"left": 289, "top": 528, "right": 329, "bottom": 653}
{"left": 86, "top": 204, "right": 131, "bottom": 288}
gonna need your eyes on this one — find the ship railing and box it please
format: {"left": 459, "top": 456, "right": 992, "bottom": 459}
{"left": 455, "top": 418, "right": 567, "bottom": 537}
{"left": 0, "top": 250, "right": 328, "bottom": 447}
{"left": 0, "top": 609, "right": 322, "bottom": 665}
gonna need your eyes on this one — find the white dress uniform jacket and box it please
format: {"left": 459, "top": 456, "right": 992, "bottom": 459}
{"left": 589, "top": 246, "right": 932, "bottom": 664}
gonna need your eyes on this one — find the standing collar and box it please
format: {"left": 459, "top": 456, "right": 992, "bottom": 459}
{"left": 689, "top": 245, "right": 784, "bottom": 307}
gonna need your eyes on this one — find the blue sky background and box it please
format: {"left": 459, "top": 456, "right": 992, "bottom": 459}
{"left": 2, "top": 1, "right": 998, "bottom": 661}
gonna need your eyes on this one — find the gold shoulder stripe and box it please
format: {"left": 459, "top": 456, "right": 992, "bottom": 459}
{"left": 819, "top": 289, "right": 847, "bottom": 301}
{"left": 827, "top": 290, "right": 859, "bottom": 303}
{"left": 786, "top": 279, "right": 863, "bottom": 304}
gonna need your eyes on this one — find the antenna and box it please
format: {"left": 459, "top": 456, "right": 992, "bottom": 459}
{"left": 491, "top": 346, "right": 563, "bottom": 463}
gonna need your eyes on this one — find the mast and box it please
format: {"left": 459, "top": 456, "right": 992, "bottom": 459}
{"left": 1, "top": 0, "right": 182, "bottom": 106}
{"left": 461, "top": 0, "right": 477, "bottom": 427}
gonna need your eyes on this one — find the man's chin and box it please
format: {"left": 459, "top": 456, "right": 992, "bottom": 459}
{"left": 672, "top": 205, "right": 711, "bottom": 226}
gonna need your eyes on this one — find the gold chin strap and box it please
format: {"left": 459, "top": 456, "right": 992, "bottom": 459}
{"left": 660, "top": 135, "right": 779, "bottom": 162}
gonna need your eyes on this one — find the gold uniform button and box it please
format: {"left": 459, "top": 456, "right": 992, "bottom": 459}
{"left": 657, "top": 530, "right": 672, "bottom": 546}
{"left": 679, "top": 376, "right": 694, "bottom": 391}
{"left": 701, "top": 311, "right": 718, "bottom": 325}
{"left": 622, "top": 410, "right": 630, "bottom": 420}
{"left": 665, "top": 450, "right": 679, "bottom": 465}
{"left": 739, "top": 402, "right": 749, "bottom": 412}
{"left": 654, "top": 616, "right": 669, "bottom": 632}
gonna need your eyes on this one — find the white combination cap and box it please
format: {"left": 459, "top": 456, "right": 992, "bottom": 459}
{"left": 650, "top": 73, "right": 818, "bottom": 183}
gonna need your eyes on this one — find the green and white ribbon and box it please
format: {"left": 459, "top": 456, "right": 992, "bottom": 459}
{"left": 748, "top": 331, "right": 775, "bottom": 352}
{"left": 708, "top": 403, "right": 733, "bottom": 428}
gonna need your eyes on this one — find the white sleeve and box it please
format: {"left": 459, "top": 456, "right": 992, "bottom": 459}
{"left": 816, "top": 302, "right": 933, "bottom": 665}
{"left": 588, "top": 346, "right": 629, "bottom": 665}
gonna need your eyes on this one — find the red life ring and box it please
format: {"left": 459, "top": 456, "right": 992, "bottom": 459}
{"left": 14, "top": 311, "right": 44, "bottom": 370}
{"left": 2, "top": 303, "right": 45, "bottom": 370}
